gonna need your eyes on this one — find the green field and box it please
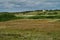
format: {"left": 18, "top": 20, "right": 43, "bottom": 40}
{"left": 0, "top": 10, "right": 60, "bottom": 21}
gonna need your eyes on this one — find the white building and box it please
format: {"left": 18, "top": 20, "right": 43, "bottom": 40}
{"left": 42, "top": 10, "right": 46, "bottom": 12}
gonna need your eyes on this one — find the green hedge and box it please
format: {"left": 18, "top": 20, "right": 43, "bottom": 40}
{"left": 28, "top": 15, "right": 46, "bottom": 19}
{"left": 28, "top": 15, "right": 60, "bottom": 19}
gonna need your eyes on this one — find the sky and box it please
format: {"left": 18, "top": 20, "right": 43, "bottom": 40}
{"left": 0, "top": 0, "right": 60, "bottom": 12}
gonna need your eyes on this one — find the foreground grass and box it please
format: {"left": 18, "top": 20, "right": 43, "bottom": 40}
{"left": 0, "top": 28, "right": 60, "bottom": 40}
{"left": 0, "top": 19, "right": 60, "bottom": 40}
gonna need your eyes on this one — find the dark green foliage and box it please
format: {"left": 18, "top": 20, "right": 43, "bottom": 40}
{"left": 16, "top": 16, "right": 24, "bottom": 19}
{"left": 0, "top": 13, "right": 17, "bottom": 21}
{"left": 45, "top": 15, "right": 60, "bottom": 19}
{"left": 37, "top": 13, "right": 43, "bottom": 15}
{"left": 28, "top": 15, "right": 46, "bottom": 19}
{"left": 56, "top": 15, "right": 60, "bottom": 18}
{"left": 28, "top": 15, "right": 60, "bottom": 19}
{"left": 53, "top": 12, "right": 58, "bottom": 15}
{"left": 47, "top": 12, "right": 58, "bottom": 15}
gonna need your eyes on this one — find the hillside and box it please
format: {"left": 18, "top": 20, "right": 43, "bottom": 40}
{"left": 0, "top": 10, "right": 60, "bottom": 15}
{"left": 0, "top": 10, "right": 60, "bottom": 40}
{"left": 0, "top": 10, "right": 60, "bottom": 22}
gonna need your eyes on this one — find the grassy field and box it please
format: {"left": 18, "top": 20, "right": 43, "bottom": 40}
{"left": 0, "top": 10, "right": 60, "bottom": 40}
{"left": 0, "top": 19, "right": 60, "bottom": 40}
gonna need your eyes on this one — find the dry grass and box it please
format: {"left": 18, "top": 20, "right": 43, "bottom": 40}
{"left": 0, "top": 19, "right": 60, "bottom": 30}
{"left": 0, "top": 19, "right": 60, "bottom": 40}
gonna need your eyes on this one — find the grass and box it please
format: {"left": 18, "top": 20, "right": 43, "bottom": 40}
{"left": 0, "top": 10, "right": 60, "bottom": 40}
{"left": 0, "top": 10, "right": 60, "bottom": 21}
{"left": 0, "top": 19, "right": 60, "bottom": 40}
{"left": 0, "top": 28, "right": 60, "bottom": 40}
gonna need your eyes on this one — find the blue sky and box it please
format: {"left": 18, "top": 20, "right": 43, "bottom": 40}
{"left": 0, "top": 0, "right": 60, "bottom": 12}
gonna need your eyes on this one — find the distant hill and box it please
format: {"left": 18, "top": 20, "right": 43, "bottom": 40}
{"left": 0, "top": 10, "right": 60, "bottom": 15}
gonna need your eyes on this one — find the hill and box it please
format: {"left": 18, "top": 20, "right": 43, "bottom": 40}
{"left": 0, "top": 10, "right": 60, "bottom": 40}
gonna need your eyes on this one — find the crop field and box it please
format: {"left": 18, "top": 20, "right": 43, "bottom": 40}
{"left": 0, "top": 19, "right": 60, "bottom": 40}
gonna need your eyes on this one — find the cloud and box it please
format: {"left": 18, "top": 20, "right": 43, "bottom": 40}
{"left": 0, "top": 0, "right": 60, "bottom": 12}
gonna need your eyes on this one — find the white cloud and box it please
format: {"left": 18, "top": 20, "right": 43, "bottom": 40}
{"left": 2, "top": 2, "right": 14, "bottom": 9}
{"left": 0, "top": 0, "right": 45, "bottom": 8}
{"left": 0, "top": 0, "right": 60, "bottom": 12}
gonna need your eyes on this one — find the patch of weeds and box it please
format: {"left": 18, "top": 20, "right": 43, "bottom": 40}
{"left": 47, "top": 31, "right": 60, "bottom": 40}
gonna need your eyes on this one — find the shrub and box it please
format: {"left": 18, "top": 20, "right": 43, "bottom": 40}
{"left": 0, "top": 13, "right": 17, "bottom": 21}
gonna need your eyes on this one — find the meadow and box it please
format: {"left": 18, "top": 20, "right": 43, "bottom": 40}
{"left": 0, "top": 10, "right": 60, "bottom": 40}
{"left": 0, "top": 19, "right": 60, "bottom": 40}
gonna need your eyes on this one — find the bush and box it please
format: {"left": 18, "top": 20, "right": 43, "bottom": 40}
{"left": 0, "top": 13, "right": 17, "bottom": 21}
